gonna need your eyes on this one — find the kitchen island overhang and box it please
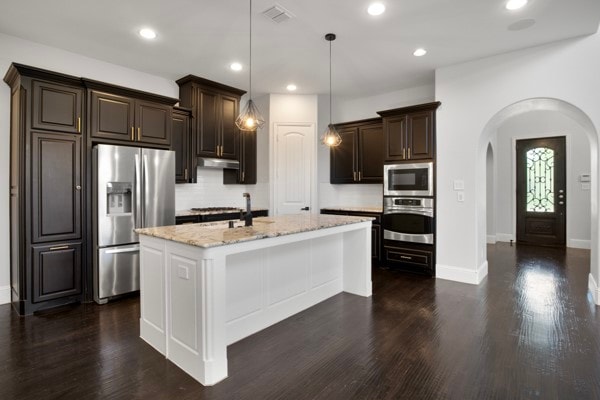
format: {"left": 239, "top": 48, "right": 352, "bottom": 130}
{"left": 135, "top": 214, "right": 373, "bottom": 386}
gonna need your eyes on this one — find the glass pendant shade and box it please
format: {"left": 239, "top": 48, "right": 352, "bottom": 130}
{"left": 236, "top": 99, "right": 265, "bottom": 131}
{"left": 320, "top": 124, "right": 342, "bottom": 147}
{"left": 322, "top": 33, "right": 341, "bottom": 147}
{"left": 235, "top": 0, "right": 264, "bottom": 132}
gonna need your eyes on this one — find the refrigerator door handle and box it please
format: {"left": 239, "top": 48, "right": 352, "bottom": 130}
{"left": 105, "top": 245, "right": 140, "bottom": 254}
{"left": 134, "top": 153, "right": 142, "bottom": 229}
{"left": 142, "top": 153, "right": 149, "bottom": 228}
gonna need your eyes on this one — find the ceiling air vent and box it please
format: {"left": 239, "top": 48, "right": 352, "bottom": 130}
{"left": 262, "top": 4, "right": 294, "bottom": 23}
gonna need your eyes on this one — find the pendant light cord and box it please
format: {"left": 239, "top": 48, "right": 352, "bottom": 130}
{"left": 249, "top": 0, "right": 252, "bottom": 100}
{"left": 329, "top": 38, "right": 332, "bottom": 126}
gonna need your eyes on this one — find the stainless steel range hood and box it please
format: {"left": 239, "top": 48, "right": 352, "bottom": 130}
{"left": 197, "top": 157, "right": 239, "bottom": 169}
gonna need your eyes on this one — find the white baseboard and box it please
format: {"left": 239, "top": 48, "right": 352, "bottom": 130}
{"left": 436, "top": 261, "right": 488, "bottom": 285}
{"left": 0, "top": 286, "right": 10, "bottom": 305}
{"left": 568, "top": 239, "right": 591, "bottom": 250}
{"left": 589, "top": 274, "right": 600, "bottom": 306}
{"left": 487, "top": 235, "right": 497, "bottom": 244}
{"left": 496, "top": 233, "right": 514, "bottom": 243}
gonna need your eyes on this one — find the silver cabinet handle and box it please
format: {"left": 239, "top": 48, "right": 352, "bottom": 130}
{"left": 76, "top": 185, "right": 82, "bottom": 190}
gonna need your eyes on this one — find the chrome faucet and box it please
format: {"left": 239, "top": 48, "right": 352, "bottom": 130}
{"left": 242, "top": 193, "right": 253, "bottom": 226}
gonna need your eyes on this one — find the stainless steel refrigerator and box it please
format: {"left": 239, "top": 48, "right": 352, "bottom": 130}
{"left": 93, "top": 144, "right": 175, "bottom": 304}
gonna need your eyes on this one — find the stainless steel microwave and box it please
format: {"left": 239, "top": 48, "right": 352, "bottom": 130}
{"left": 383, "top": 162, "right": 434, "bottom": 197}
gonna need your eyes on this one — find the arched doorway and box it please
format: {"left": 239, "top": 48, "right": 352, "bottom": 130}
{"left": 477, "top": 98, "right": 599, "bottom": 300}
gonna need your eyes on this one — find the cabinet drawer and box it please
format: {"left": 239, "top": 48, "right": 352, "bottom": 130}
{"left": 383, "top": 244, "right": 433, "bottom": 271}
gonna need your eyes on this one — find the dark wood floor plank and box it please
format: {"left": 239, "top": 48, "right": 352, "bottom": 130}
{"left": 1, "top": 243, "right": 599, "bottom": 399}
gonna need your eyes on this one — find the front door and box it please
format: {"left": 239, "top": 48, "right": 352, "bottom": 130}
{"left": 516, "top": 137, "right": 566, "bottom": 246}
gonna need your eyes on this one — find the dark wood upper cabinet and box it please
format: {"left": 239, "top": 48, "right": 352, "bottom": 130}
{"left": 357, "top": 124, "right": 384, "bottom": 182}
{"left": 136, "top": 100, "right": 172, "bottom": 146}
{"left": 330, "top": 126, "right": 357, "bottom": 184}
{"left": 223, "top": 131, "right": 257, "bottom": 185}
{"left": 378, "top": 102, "right": 440, "bottom": 162}
{"left": 32, "top": 80, "right": 83, "bottom": 134}
{"left": 177, "top": 75, "right": 245, "bottom": 161}
{"left": 330, "top": 118, "right": 383, "bottom": 184}
{"left": 31, "top": 131, "right": 81, "bottom": 243}
{"left": 32, "top": 242, "right": 82, "bottom": 303}
{"left": 172, "top": 108, "right": 192, "bottom": 183}
{"left": 86, "top": 81, "right": 177, "bottom": 147}
{"left": 89, "top": 90, "right": 135, "bottom": 141}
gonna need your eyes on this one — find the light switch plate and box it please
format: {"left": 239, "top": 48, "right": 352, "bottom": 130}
{"left": 457, "top": 191, "right": 465, "bottom": 202}
{"left": 453, "top": 180, "right": 465, "bottom": 190}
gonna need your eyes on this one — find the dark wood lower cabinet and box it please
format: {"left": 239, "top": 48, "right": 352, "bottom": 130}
{"left": 382, "top": 241, "right": 434, "bottom": 276}
{"left": 320, "top": 209, "right": 381, "bottom": 262}
{"left": 32, "top": 242, "right": 82, "bottom": 303}
{"left": 175, "top": 209, "right": 269, "bottom": 225}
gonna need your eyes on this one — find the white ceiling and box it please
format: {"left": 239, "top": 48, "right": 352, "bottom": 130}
{"left": 1, "top": 0, "right": 599, "bottom": 97}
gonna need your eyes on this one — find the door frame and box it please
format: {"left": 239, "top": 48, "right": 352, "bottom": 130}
{"left": 511, "top": 134, "right": 569, "bottom": 244}
{"left": 270, "top": 122, "right": 317, "bottom": 215}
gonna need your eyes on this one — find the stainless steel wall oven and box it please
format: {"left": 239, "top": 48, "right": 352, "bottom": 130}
{"left": 383, "top": 197, "right": 434, "bottom": 244}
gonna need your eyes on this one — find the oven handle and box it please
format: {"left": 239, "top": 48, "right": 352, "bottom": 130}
{"left": 383, "top": 209, "right": 434, "bottom": 218}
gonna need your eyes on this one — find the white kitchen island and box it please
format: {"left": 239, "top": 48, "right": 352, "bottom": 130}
{"left": 135, "top": 214, "right": 373, "bottom": 386}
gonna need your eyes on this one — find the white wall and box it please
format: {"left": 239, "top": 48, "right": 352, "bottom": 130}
{"left": 491, "top": 110, "right": 591, "bottom": 248}
{"left": 435, "top": 33, "right": 600, "bottom": 291}
{"left": 317, "top": 85, "right": 436, "bottom": 210}
{"left": 0, "top": 33, "right": 180, "bottom": 302}
{"left": 486, "top": 143, "right": 495, "bottom": 243}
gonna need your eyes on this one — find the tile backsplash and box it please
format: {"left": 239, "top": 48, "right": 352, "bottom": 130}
{"left": 176, "top": 168, "right": 269, "bottom": 211}
{"left": 318, "top": 183, "right": 382, "bottom": 209}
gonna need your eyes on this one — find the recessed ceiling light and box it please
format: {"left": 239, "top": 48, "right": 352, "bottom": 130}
{"left": 230, "top": 62, "right": 243, "bottom": 71}
{"left": 413, "top": 48, "right": 427, "bottom": 57}
{"left": 286, "top": 84, "right": 297, "bottom": 91}
{"left": 367, "top": 2, "right": 386, "bottom": 16}
{"left": 139, "top": 28, "right": 157, "bottom": 40}
{"left": 505, "top": 0, "right": 528, "bottom": 10}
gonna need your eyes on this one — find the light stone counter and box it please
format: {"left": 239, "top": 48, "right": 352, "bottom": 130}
{"left": 137, "top": 213, "right": 372, "bottom": 386}
{"left": 321, "top": 206, "right": 383, "bottom": 213}
{"left": 135, "top": 214, "right": 373, "bottom": 248}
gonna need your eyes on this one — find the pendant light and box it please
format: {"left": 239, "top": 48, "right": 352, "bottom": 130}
{"left": 320, "top": 33, "right": 342, "bottom": 147}
{"left": 236, "top": 0, "right": 265, "bottom": 131}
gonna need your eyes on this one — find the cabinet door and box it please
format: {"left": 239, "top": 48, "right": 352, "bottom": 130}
{"left": 32, "top": 242, "right": 82, "bottom": 303}
{"left": 330, "top": 127, "right": 357, "bottom": 183}
{"left": 220, "top": 94, "right": 239, "bottom": 160}
{"left": 137, "top": 100, "right": 172, "bottom": 146}
{"left": 357, "top": 124, "right": 383, "bottom": 183}
{"left": 172, "top": 111, "right": 191, "bottom": 183}
{"left": 31, "top": 132, "right": 81, "bottom": 243}
{"left": 407, "top": 110, "right": 434, "bottom": 160}
{"left": 240, "top": 131, "right": 257, "bottom": 184}
{"left": 383, "top": 115, "right": 407, "bottom": 161}
{"left": 196, "top": 89, "right": 219, "bottom": 157}
{"left": 32, "top": 81, "right": 83, "bottom": 134}
{"left": 90, "top": 90, "right": 135, "bottom": 141}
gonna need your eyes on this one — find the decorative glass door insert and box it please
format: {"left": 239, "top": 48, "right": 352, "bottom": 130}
{"left": 526, "top": 147, "right": 554, "bottom": 213}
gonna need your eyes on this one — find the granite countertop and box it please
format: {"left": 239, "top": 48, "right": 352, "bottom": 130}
{"left": 321, "top": 206, "right": 383, "bottom": 213}
{"left": 135, "top": 214, "right": 373, "bottom": 249}
{"left": 176, "top": 208, "right": 268, "bottom": 217}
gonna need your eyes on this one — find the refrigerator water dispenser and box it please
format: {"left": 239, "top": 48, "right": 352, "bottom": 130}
{"left": 106, "top": 182, "right": 132, "bottom": 215}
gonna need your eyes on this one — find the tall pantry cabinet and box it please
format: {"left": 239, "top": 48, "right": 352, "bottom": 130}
{"left": 4, "top": 64, "right": 84, "bottom": 315}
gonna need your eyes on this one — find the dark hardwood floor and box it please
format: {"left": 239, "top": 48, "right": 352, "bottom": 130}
{"left": 1, "top": 243, "right": 599, "bottom": 399}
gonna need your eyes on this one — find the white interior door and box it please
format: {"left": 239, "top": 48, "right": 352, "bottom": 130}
{"left": 273, "top": 124, "right": 314, "bottom": 215}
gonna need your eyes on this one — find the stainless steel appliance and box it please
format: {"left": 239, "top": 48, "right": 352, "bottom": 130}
{"left": 93, "top": 144, "right": 175, "bottom": 304}
{"left": 383, "top": 197, "right": 434, "bottom": 244}
{"left": 383, "top": 162, "right": 434, "bottom": 197}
